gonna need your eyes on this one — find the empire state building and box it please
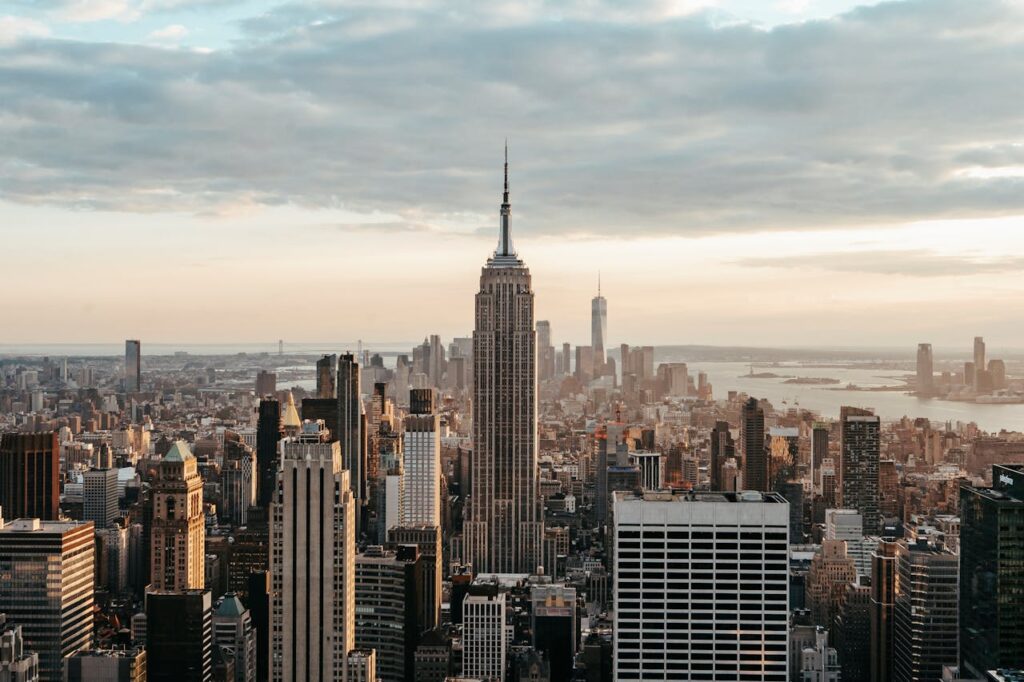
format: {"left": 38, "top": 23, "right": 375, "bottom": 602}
{"left": 464, "top": 147, "right": 543, "bottom": 574}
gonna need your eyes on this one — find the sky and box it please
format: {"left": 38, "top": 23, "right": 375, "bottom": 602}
{"left": 2, "top": 0, "right": 1024, "bottom": 350}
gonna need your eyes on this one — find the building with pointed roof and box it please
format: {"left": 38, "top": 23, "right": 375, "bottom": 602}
{"left": 213, "top": 593, "right": 257, "bottom": 682}
{"left": 150, "top": 440, "right": 205, "bottom": 591}
{"left": 463, "top": 147, "right": 544, "bottom": 574}
{"left": 281, "top": 392, "right": 301, "bottom": 433}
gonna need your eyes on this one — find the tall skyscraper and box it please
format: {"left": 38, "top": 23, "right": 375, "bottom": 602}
{"left": 125, "top": 339, "right": 141, "bottom": 392}
{"left": 869, "top": 539, "right": 899, "bottom": 682}
{"left": 591, "top": 276, "right": 607, "bottom": 373}
{"left": 0, "top": 519, "right": 95, "bottom": 682}
{"left": 270, "top": 422, "right": 355, "bottom": 682}
{"left": 840, "top": 407, "right": 881, "bottom": 535}
{"left": 891, "top": 540, "right": 958, "bottom": 682}
{"left": 150, "top": 441, "right": 205, "bottom": 591}
{"left": 146, "top": 589, "right": 214, "bottom": 682}
{"left": 916, "top": 343, "right": 934, "bottom": 396}
{"left": 741, "top": 397, "right": 768, "bottom": 492}
{"left": 256, "top": 399, "right": 282, "bottom": 510}
{"left": 959, "top": 464, "right": 1024, "bottom": 676}
{"left": 974, "top": 336, "right": 986, "bottom": 383}
{"left": 338, "top": 353, "right": 367, "bottom": 532}
{"left": 255, "top": 370, "right": 276, "bottom": 397}
{"left": 465, "top": 148, "right": 543, "bottom": 574}
{"left": 354, "top": 545, "right": 423, "bottom": 682}
{"left": 388, "top": 525, "right": 443, "bottom": 633}
{"left": 82, "top": 466, "right": 119, "bottom": 529}
{"left": 403, "top": 388, "right": 440, "bottom": 527}
{"left": 316, "top": 354, "right": 337, "bottom": 399}
{"left": 0, "top": 431, "right": 59, "bottom": 521}
{"left": 221, "top": 432, "right": 256, "bottom": 527}
{"left": 810, "top": 422, "right": 829, "bottom": 491}
{"left": 612, "top": 490, "right": 789, "bottom": 681}
{"left": 536, "top": 320, "right": 555, "bottom": 381}
{"left": 709, "top": 421, "right": 734, "bottom": 491}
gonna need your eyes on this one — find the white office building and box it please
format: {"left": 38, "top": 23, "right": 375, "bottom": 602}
{"left": 825, "top": 508, "right": 873, "bottom": 577}
{"left": 613, "top": 490, "right": 790, "bottom": 681}
{"left": 462, "top": 589, "right": 507, "bottom": 681}
{"left": 270, "top": 422, "right": 356, "bottom": 682}
{"left": 402, "top": 407, "right": 440, "bottom": 526}
{"left": 83, "top": 467, "right": 119, "bottom": 529}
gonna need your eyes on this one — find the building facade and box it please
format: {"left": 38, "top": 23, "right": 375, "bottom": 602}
{"left": 402, "top": 389, "right": 440, "bottom": 527}
{"left": 462, "top": 588, "right": 507, "bottom": 681}
{"left": 959, "top": 465, "right": 1024, "bottom": 676}
{"left": 146, "top": 589, "right": 213, "bottom": 682}
{"left": 0, "top": 432, "right": 59, "bottom": 521}
{"left": 150, "top": 441, "right": 205, "bottom": 591}
{"left": 612, "top": 490, "right": 789, "bottom": 681}
{"left": 892, "top": 540, "right": 958, "bottom": 682}
{"left": 840, "top": 408, "right": 881, "bottom": 535}
{"left": 0, "top": 520, "right": 93, "bottom": 682}
{"left": 270, "top": 424, "right": 355, "bottom": 682}
{"left": 465, "top": 151, "right": 543, "bottom": 574}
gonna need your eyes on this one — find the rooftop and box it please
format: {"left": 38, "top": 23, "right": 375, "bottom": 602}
{"left": 163, "top": 440, "right": 194, "bottom": 462}
{"left": 613, "top": 490, "right": 788, "bottom": 504}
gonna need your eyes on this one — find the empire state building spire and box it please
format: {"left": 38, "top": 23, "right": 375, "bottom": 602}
{"left": 494, "top": 141, "right": 517, "bottom": 262}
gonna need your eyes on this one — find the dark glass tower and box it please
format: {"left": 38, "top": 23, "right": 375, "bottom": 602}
{"left": 740, "top": 398, "right": 767, "bottom": 492}
{"left": 146, "top": 589, "right": 213, "bottom": 682}
{"left": 709, "top": 420, "right": 735, "bottom": 491}
{"left": 840, "top": 407, "right": 881, "bottom": 534}
{"left": 256, "top": 399, "right": 282, "bottom": 509}
{"left": 959, "top": 464, "right": 1024, "bottom": 676}
{"left": 0, "top": 431, "right": 60, "bottom": 520}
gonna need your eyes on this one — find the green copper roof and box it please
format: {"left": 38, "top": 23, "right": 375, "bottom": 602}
{"left": 215, "top": 593, "right": 246, "bottom": 618}
{"left": 163, "top": 440, "right": 194, "bottom": 463}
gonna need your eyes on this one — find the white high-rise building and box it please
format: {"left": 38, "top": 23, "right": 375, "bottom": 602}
{"left": 402, "top": 388, "right": 440, "bottom": 526}
{"left": 385, "top": 468, "right": 404, "bottom": 533}
{"left": 83, "top": 467, "right": 118, "bottom": 528}
{"left": 462, "top": 589, "right": 507, "bottom": 681}
{"left": 613, "top": 490, "right": 790, "bottom": 681}
{"left": 465, "top": 147, "right": 543, "bottom": 574}
{"left": 270, "top": 421, "right": 356, "bottom": 682}
{"left": 825, "top": 508, "right": 872, "bottom": 577}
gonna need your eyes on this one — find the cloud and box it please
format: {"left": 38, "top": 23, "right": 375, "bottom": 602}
{"left": 149, "top": 23, "right": 188, "bottom": 41}
{"left": 14, "top": 0, "right": 241, "bottom": 23}
{"left": 0, "top": 15, "right": 51, "bottom": 43}
{"left": 2, "top": 0, "right": 1024, "bottom": 238}
{"left": 735, "top": 249, "right": 1024, "bottom": 277}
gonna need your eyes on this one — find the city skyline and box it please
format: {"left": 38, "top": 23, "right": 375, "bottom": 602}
{"left": 4, "top": 0, "right": 1024, "bottom": 346}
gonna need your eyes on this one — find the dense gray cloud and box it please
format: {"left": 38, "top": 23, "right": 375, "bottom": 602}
{"left": 735, "top": 250, "right": 1024, "bottom": 277}
{"left": 2, "top": 0, "right": 1024, "bottom": 236}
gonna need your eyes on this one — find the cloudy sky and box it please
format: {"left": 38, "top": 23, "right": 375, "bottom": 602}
{"left": 2, "top": 0, "right": 1024, "bottom": 350}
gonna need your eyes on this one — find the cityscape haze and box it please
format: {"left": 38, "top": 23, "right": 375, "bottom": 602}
{"left": 3, "top": 2, "right": 1024, "bottom": 682}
